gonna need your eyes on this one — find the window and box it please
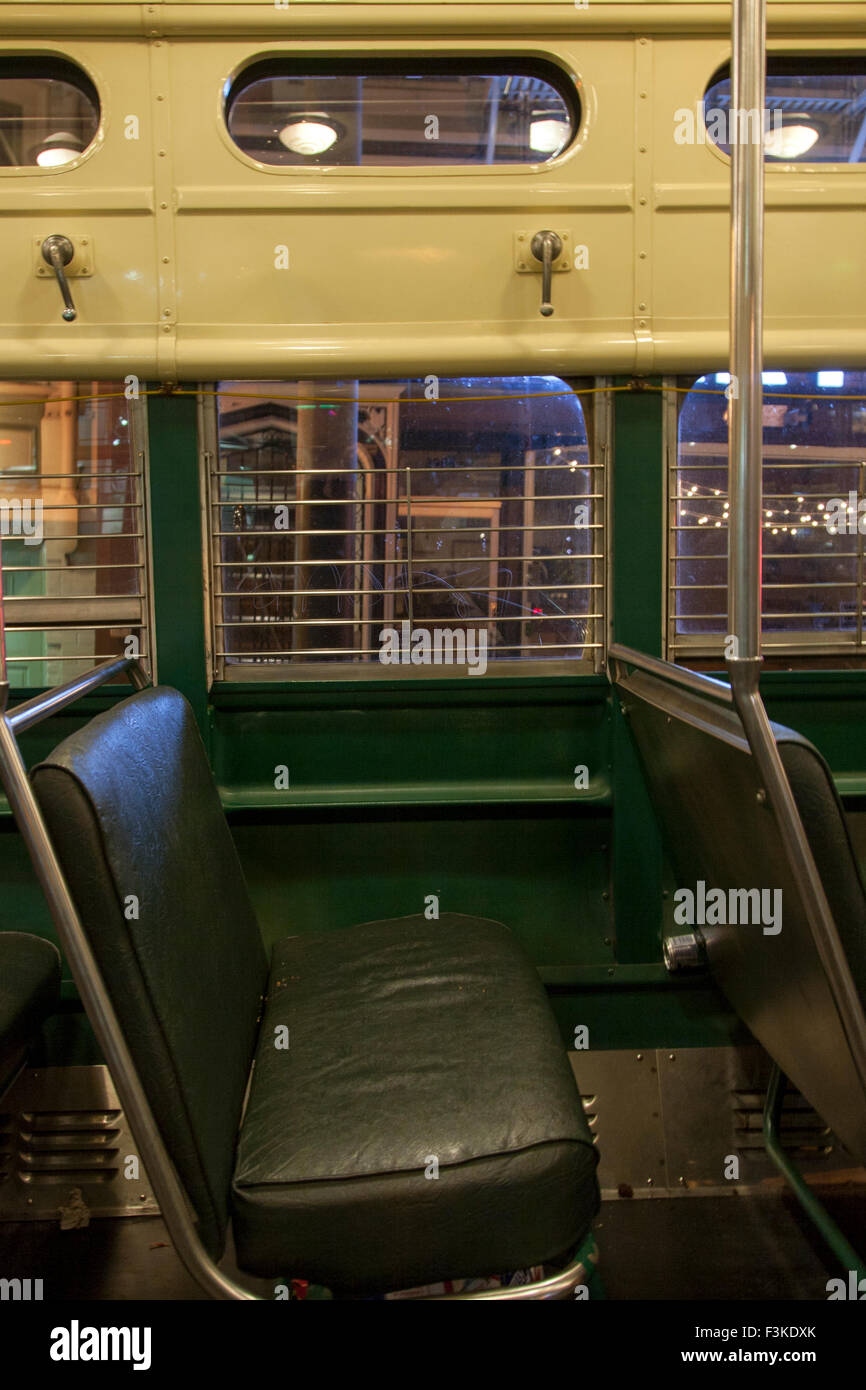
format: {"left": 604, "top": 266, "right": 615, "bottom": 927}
{"left": 0, "top": 57, "right": 99, "bottom": 169}
{"left": 225, "top": 60, "right": 578, "bottom": 166}
{"left": 669, "top": 371, "right": 866, "bottom": 663}
{"left": 0, "top": 383, "right": 152, "bottom": 688}
{"left": 205, "top": 378, "right": 602, "bottom": 679}
{"left": 704, "top": 58, "right": 866, "bottom": 163}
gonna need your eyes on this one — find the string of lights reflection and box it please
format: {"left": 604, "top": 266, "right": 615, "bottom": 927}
{"left": 3, "top": 381, "right": 866, "bottom": 410}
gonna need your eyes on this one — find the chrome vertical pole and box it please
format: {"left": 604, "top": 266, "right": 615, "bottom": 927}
{"left": 727, "top": 0, "right": 766, "bottom": 674}
{"left": 0, "top": 534, "right": 6, "bottom": 686}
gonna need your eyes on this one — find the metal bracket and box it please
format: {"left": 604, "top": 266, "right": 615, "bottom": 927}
{"left": 514, "top": 229, "right": 572, "bottom": 274}
{"left": 34, "top": 234, "right": 94, "bottom": 279}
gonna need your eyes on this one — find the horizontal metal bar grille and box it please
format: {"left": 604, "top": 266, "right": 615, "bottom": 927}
{"left": 669, "top": 422, "right": 866, "bottom": 656}
{"left": 206, "top": 379, "right": 604, "bottom": 677}
{"left": 0, "top": 385, "right": 152, "bottom": 687}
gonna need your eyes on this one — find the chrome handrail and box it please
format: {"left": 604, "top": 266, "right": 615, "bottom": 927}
{"left": 0, "top": 659, "right": 258, "bottom": 1299}
{"left": 609, "top": 642, "right": 734, "bottom": 704}
{"left": 5, "top": 655, "right": 149, "bottom": 734}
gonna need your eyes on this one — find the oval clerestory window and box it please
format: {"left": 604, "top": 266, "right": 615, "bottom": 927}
{"left": 0, "top": 56, "right": 99, "bottom": 169}
{"left": 703, "top": 57, "right": 866, "bottom": 163}
{"left": 225, "top": 59, "right": 579, "bottom": 167}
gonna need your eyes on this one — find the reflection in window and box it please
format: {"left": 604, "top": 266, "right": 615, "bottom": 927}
{"left": 704, "top": 59, "right": 866, "bottom": 162}
{"left": 0, "top": 382, "right": 150, "bottom": 687}
{"left": 0, "top": 57, "right": 99, "bottom": 168}
{"left": 209, "top": 378, "right": 600, "bottom": 677}
{"left": 225, "top": 62, "right": 578, "bottom": 166}
{"left": 670, "top": 372, "right": 866, "bottom": 661}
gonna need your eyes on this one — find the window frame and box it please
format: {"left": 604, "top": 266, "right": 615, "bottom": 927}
{"left": 0, "top": 386, "right": 155, "bottom": 692}
{"left": 0, "top": 53, "right": 102, "bottom": 176}
{"left": 664, "top": 374, "right": 866, "bottom": 668}
{"left": 220, "top": 53, "right": 583, "bottom": 177}
{"left": 199, "top": 377, "right": 609, "bottom": 686}
{"left": 701, "top": 51, "right": 866, "bottom": 171}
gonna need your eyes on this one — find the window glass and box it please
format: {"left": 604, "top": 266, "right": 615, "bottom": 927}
{"left": 225, "top": 61, "right": 578, "bottom": 166}
{"left": 0, "top": 57, "right": 99, "bottom": 168}
{"left": 671, "top": 371, "right": 866, "bottom": 659}
{"left": 704, "top": 58, "right": 866, "bottom": 162}
{"left": 209, "top": 377, "right": 600, "bottom": 677}
{"left": 0, "top": 382, "right": 151, "bottom": 687}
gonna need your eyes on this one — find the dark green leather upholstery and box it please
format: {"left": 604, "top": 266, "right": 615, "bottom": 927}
{"left": 232, "top": 913, "right": 599, "bottom": 1293}
{"left": 32, "top": 688, "right": 268, "bottom": 1258}
{"left": 0, "top": 932, "right": 61, "bottom": 1090}
{"left": 777, "top": 732, "right": 866, "bottom": 1008}
{"left": 31, "top": 685, "right": 599, "bottom": 1291}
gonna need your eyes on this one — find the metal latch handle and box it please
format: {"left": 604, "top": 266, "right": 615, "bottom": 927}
{"left": 530, "top": 230, "right": 563, "bottom": 318}
{"left": 41, "top": 235, "right": 77, "bottom": 322}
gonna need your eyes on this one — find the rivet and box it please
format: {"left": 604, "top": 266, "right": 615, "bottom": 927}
{"left": 639, "top": 144, "right": 647, "bottom": 153}
{"left": 756, "top": 788, "right": 767, "bottom": 804}
{"left": 647, "top": 1177, "right": 654, "bottom": 1186}
{"left": 160, "top": 201, "right": 168, "bottom": 210}
{"left": 669, "top": 1053, "right": 676, "bottom": 1061}
{"left": 639, "top": 302, "right": 647, "bottom": 311}
{"left": 639, "top": 251, "right": 648, "bottom": 259}
{"left": 639, "top": 197, "right": 647, "bottom": 206}
{"left": 636, "top": 1053, "right": 643, "bottom": 1061}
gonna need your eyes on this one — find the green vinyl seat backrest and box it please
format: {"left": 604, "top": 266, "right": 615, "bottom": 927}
{"left": 776, "top": 733, "right": 866, "bottom": 1010}
{"left": 30, "top": 686, "right": 268, "bottom": 1258}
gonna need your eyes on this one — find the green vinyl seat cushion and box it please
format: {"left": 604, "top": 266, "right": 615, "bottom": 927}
{"left": 231, "top": 912, "right": 599, "bottom": 1294}
{"left": 0, "top": 932, "right": 61, "bottom": 1089}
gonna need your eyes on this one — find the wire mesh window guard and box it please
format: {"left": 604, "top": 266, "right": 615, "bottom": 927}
{"left": 0, "top": 382, "right": 152, "bottom": 688}
{"left": 669, "top": 371, "right": 866, "bottom": 662}
{"left": 205, "top": 378, "right": 602, "bottom": 680}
